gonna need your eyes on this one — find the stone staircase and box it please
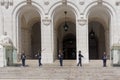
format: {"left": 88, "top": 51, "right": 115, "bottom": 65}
{"left": 18, "top": 59, "right": 77, "bottom": 67}
{"left": 0, "top": 60, "right": 120, "bottom": 80}
{"left": 24, "top": 59, "right": 112, "bottom": 67}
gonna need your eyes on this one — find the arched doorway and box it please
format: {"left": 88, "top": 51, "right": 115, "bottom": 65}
{"left": 18, "top": 5, "right": 41, "bottom": 59}
{"left": 53, "top": 5, "right": 76, "bottom": 60}
{"left": 89, "top": 21, "right": 105, "bottom": 59}
{"left": 88, "top": 5, "right": 110, "bottom": 60}
{"left": 57, "top": 21, "right": 76, "bottom": 60}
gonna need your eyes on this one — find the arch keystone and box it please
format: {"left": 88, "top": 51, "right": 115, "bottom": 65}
{"left": 62, "top": 0, "right": 67, "bottom": 5}
{"left": 97, "top": 0, "right": 103, "bottom": 5}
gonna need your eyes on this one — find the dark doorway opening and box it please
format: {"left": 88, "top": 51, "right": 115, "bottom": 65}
{"left": 31, "top": 22, "right": 41, "bottom": 59}
{"left": 89, "top": 29, "right": 98, "bottom": 59}
{"left": 89, "top": 21, "right": 106, "bottom": 59}
{"left": 63, "top": 34, "right": 76, "bottom": 60}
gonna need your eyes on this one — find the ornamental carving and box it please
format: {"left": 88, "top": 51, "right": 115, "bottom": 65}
{"left": 79, "top": 2, "right": 84, "bottom": 5}
{"left": 116, "top": 1, "right": 120, "bottom": 6}
{"left": 0, "top": 0, "right": 13, "bottom": 9}
{"left": 27, "top": 0, "right": 31, "bottom": 4}
{"left": 44, "top": 0, "right": 49, "bottom": 5}
{"left": 0, "top": 33, "right": 13, "bottom": 47}
{"left": 79, "top": 0, "right": 85, "bottom": 5}
{"left": 42, "top": 17, "right": 51, "bottom": 26}
{"left": 62, "top": 0, "right": 67, "bottom": 5}
{"left": 97, "top": 0, "right": 103, "bottom": 5}
{"left": 78, "top": 19, "right": 87, "bottom": 26}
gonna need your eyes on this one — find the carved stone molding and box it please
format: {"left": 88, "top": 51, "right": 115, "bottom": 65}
{"left": 78, "top": 19, "right": 87, "bottom": 26}
{"left": 0, "top": 0, "right": 13, "bottom": 9}
{"left": 97, "top": 0, "right": 103, "bottom": 5}
{"left": 42, "top": 17, "right": 51, "bottom": 26}
{"left": 44, "top": 0, "right": 49, "bottom": 5}
{"left": 62, "top": 0, "right": 67, "bottom": 5}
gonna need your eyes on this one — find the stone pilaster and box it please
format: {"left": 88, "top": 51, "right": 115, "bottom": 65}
{"left": 0, "top": 45, "right": 5, "bottom": 67}
{"left": 76, "top": 18, "right": 89, "bottom": 63}
{"left": 41, "top": 16, "right": 54, "bottom": 63}
{"left": 0, "top": 11, "right": 3, "bottom": 36}
{"left": 105, "top": 29, "right": 110, "bottom": 58}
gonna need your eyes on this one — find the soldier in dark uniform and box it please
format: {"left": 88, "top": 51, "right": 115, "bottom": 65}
{"left": 35, "top": 52, "right": 42, "bottom": 66}
{"left": 102, "top": 52, "right": 107, "bottom": 67}
{"left": 21, "top": 53, "right": 26, "bottom": 66}
{"left": 77, "top": 50, "right": 83, "bottom": 67}
{"left": 58, "top": 50, "right": 63, "bottom": 66}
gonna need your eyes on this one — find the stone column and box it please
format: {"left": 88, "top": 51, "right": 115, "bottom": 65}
{"left": 41, "top": 17, "right": 53, "bottom": 63}
{"left": 76, "top": 18, "right": 89, "bottom": 64}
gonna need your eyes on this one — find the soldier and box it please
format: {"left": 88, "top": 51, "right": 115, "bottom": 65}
{"left": 77, "top": 50, "right": 84, "bottom": 67}
{"left": 102, "top": 52, "right": 107, "bottom": 67}
{"left": 58, "top": 50, "right": 64, "bottom": 66}
{"left": 35, "top": 51, "right": 42, "bottom": 66}
{"left": 21, "top": 52, "right": 26, "bottom": 67}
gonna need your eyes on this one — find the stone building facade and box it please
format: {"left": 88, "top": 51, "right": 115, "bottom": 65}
{"left": 0, "top": 0, "right": 120, "bottom": 64}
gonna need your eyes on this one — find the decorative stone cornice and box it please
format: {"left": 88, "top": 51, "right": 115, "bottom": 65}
{"left": 0, "top": 0, "right": 13, "bottom": 9}
{"left": 78, "top": 19, "right": 87, "bottom": 26}
{"left": 42, "top": 17, "right": 51, "bottom": 26}
{"left": 62, "top": 0, "right": 67, "bottom": 5}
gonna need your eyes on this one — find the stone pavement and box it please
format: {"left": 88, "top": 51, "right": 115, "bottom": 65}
{"left": 0, "top": 60, "right": 120, "bottom": 80}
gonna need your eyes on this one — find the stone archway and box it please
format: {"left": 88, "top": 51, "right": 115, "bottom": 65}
{"left": 88, "top": 5, "right": 110, "bottom": 60}
{"left": 18, "top": 5, "right": 41, "bottom": 59}
{"left": 52, "top": 5, "right": 76, "bottom": 60}
{"left": 89, "top": 21, "right": 105, "bottom": 59}
{"left": 57, "top": 21, "right": 76, "bottom": 60}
